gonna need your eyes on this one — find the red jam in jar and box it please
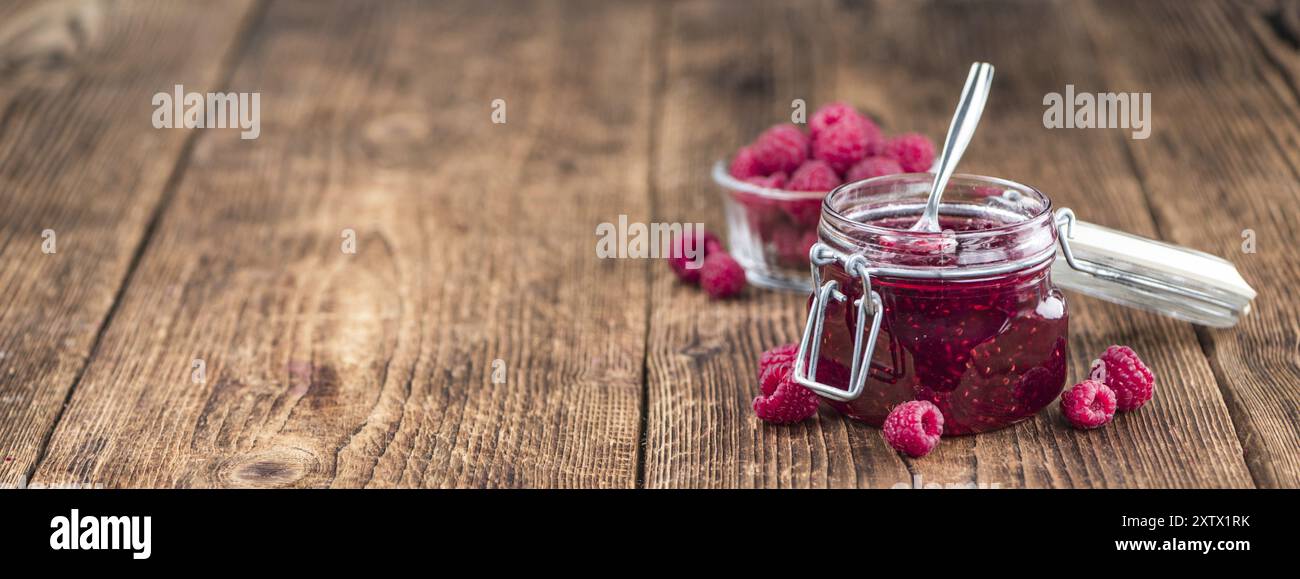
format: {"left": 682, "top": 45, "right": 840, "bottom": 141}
{"left": 808, "top": 174, "right": 1068, "bottom": 434}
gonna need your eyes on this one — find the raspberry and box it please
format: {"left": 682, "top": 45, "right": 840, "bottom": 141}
{"left": 882, "top": 400, "right": 944, "bottom": 457}
{"left": 1089, "top": 345, "right": 1155, "bottom": 412}
{"left": 667, "top": 230, "right": 719, "bottom": 284}
{"left": 786, "top": 160, "right": 840, "bottom": 192}
{"left": 700, "top": 251, "right": 746, "bottom": 299}
{"left": 753, "top": 343, "right": 845, "bottom": 424}
{"left": 781, "top": 198, "right": 823, "bottom": 227}
{"left": 845, "top": 156, "right": 903, "bottom": 182}
{"left": 812, "top": 116, "right": 882, "bottom": 174}
{"left": 744, "top": 171, "right": 787, "bottom": 189}
{"left": 758, "top": 344, "right": 798, "bottom": 389}
{"left": 883, "top": 133, "right": 936, "bottom": 173}
{"left": 771, "top": 225, "right": 818, "bottom": 265}
{"left": 705, "top": 235, "right": 724, "bottom": 255}
{"left": 1059, "top": 380, "right": 1117, "bottom": 429}
{"left": 753, "top": 369, "right": 820, "bottom": 424}
{"left": 808, "top": 102, "right": 870, "bottom": 139}
{"left": 757, "top": 344, "right": 852, "bottom": 391}
{"left": 736, "top": 191, "right": 784, "bottom": 239}
{"left": 750, "top": 124, "right": 809, "bottom": 175}
{"left": 729, "top": 146, "right": 766, "bottom": 180}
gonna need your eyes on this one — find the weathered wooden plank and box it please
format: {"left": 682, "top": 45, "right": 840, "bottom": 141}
{"left": 0, "top": 0, "right": 256, "bottom": 486}
{"left": 30, "top": 0, "right": 652, "bottom": 488}
{"left": 645, "top": 0, "right": 912, "bottom": 489}
{"left": 1079, "top": 0, "right": 1300, "bottom": 487}
{"left": 646, "top": 0, "right": 1252, "bottom": 487}
{"left": 861, "top": 0, "right": 1252, "bottom": 489}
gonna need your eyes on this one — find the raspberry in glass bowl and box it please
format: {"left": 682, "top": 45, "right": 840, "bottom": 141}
{"left": 714, "top": 105, "right": 933, "bottom": 291}
{"left": 712, "top": 161, "right": 828, "bottom": 291}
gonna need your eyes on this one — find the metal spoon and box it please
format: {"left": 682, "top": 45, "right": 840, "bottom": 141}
{"left": 910, "top": 62, "right": 995, "bottom": 232}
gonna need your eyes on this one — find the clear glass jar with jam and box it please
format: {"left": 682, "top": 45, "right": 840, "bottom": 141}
{"left": 792, "top": 174, "right": 1256, "bottom": 434}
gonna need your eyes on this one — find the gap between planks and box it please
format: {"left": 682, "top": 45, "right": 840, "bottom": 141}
{"left": 636, "top": 0, "right": 677, "bottom": 489}
{"left": 21, "top": 0, "right": 273, "bottom": 483}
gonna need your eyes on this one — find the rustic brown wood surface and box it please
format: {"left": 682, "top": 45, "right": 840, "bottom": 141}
{"left": 0, "top": 0, "right": 258, "bottom": 487}
{"left": 0, "top": 0, "right": 1295, "bottom": 488}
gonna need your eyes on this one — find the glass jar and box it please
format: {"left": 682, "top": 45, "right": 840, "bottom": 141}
{"left": 792, "top": 173, "right": 1256, "bottom": 434}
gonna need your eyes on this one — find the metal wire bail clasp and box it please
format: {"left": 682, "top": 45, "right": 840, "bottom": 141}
{"left": 792, "top": 243, "right": 884, "bottom": 401}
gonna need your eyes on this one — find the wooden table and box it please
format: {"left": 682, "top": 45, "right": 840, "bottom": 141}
{"left": 0, "top": 0, "right": 1295, "bottom": 489}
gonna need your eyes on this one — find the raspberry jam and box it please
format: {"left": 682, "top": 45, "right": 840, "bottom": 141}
{"left": 809, "top": 175, "right": 1068, "bottom": 434}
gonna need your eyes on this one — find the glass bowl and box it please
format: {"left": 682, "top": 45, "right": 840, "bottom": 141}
{"left": 712, "top": 160, "right": 828, "bottom": 291}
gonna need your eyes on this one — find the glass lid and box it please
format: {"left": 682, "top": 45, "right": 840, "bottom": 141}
{"left": 1051, "top": 209, "right": 1256, "bottom": 328}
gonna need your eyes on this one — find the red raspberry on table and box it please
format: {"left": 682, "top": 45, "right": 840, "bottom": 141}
{"left": 729, "top": 146, "right": 766, "bottom": 180}
{"left": 845, "top": 156, "right": 904, "bottom": 182}
{"left": 812, "top": 116, "right": 882, "bottom": 173}
{"left": 757, "top": 343, "right": 851, "bottom": 391}
{"left": 753, "top": 369, "right": 820, "bottom": 424}
{"left": 667, "top": 230, "right": 719, "bottom": 284}
{"left": 750, "top": 124, "right": 809, "bottom": 175}
{"left": 787, "top": 160, "right": 841, "bottom": 192}
{"left": 883, "top": 133, "right": 936, "bottom": 173}
{"left": 744, "top": 171, "right": 787, "bottom": 189}
{"left": 700, "top": 251, "right": 746, "bottom": 299}
{"left": 758, "top": 343, "right": 799, "bottom": 388}
{"left": 753, "top": 343, "right": 835, "bottom": 424}
{"left": 1059, "top": 380, "right": 1117, "bottom": 429}
{"left": 1089, "top": 345, "right": 1155, "bottom": 412}
{"left": 882, "top": 400, "right": 944, "bottom": 457}
{"left": 808, "top": 101, "right": 870, "bottom": 139}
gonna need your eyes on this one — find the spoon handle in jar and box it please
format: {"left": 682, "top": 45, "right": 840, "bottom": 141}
{"left": 914, "top": 62, "right": 995, "bottom": 232}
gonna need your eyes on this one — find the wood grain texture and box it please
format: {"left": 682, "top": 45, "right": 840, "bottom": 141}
{"left": 645, "top": 0, "right": 911, "bottom": 488}
{"left": 1, "top": 0, "right": 1292, "bottom": 489}
{"left": 0, "top": 0, "right": 256, "bottom": 486}
{"left": 830, "top": 0, "right": 1253, "bottom": 489}
{"left": 645, "top": 0, "right": 1254, "bottom": 488}
{"left": 1080, "top": 0, "right": 1300, "bottom": 487}
{"left": 29, "top": 0, "right": 653, "bottom": 488}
